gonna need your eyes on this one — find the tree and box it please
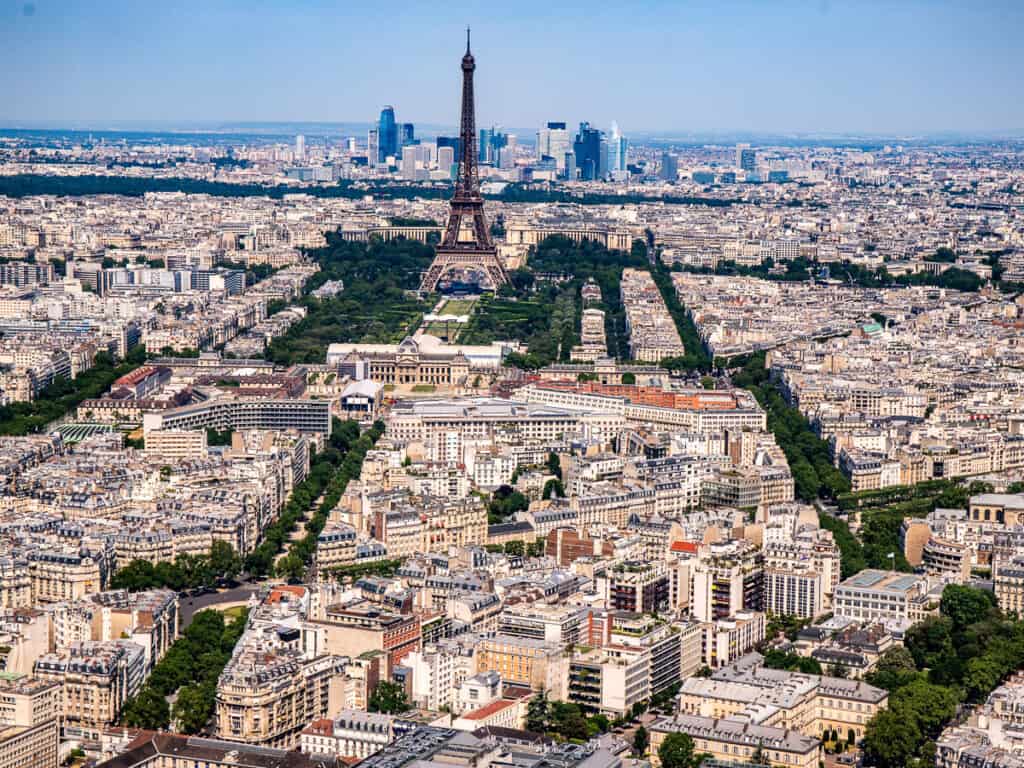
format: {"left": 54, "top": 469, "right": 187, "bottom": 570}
{"left": 110, "top": 559, "right": 156, "bottom": 591}
{"left": 940, "top": 584, "right": 998, "bottom": 629}
{"left": 542, "top": 478, "right": 565, "bottom": 500}
{"left": 548, "top": 701, "right": 589, "bottom": 741}
{"left": 122, "top": 687, "right": 170, "bottom": 729}
{"left": 964, "top": 656, "right": 1005, "bottom": 702}
{"left": 633, "top": 726, "right": 649, "bottom": 756}
{"left": 621, "top": 372, "right": 636, "bottom": 385}
{"left": 752, "top": 742, "right": 771, "bottom": 765}
{"left": 172, "top": 683, "right": 213, "bottom": 734}
{"left": 876, "top": 645, "right": 917, "bottom": 674}
{"left": 867, "top": 646, "right": 921, "bottom": 691}
{"left": 905, "top": 615, "right": 954, "bottom": 670}
{"left": 526, "top": 693, "right": 549, "bottom": 732}
{"left": 893, "top": 679, "right": 958, "bottom": 739}
{"left": 275, "top": 554, "right": 305, "bottom": 583}
{"left": 658, "top": 732, "right": 704, "bottom": 768}
{"left": 827, "top": 663, "right": 849, "bottom": 678}
{"left": 368, "top": 681, "right": 409, "bottom": 714}
{"left": 546, "top": 452, "right": 563, "bottom": 480}
{"left": 209, "top": 540, "right": 240, "bottom": 580}
{"left": 863, "top": 709, "right": 922, "bottom": 768}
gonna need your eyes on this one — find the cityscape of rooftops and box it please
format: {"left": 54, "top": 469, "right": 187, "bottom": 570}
{"left": 0, "top": 3, "right": 1022, "bottom": 768}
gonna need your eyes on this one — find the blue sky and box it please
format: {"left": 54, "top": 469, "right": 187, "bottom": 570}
{"left": 1, "top": 0, "right": 1021, "bottom": 135}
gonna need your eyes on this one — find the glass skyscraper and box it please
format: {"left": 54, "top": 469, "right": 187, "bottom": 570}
{"left": 401, "top": 123, "right": 415, "bottom": 147}
{"left": 573, "top": 122, "right": 603, "bottom": 180}
{"left": 608, "top": 121, "right": 628, "bottom": 173}
{"left": 378, "top": 106, "right": 398, "bottom": 163}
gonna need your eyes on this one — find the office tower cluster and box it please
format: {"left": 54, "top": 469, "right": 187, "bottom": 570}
{"left": 479, "top": 126, "right": 517, "bottom": 169}
{"left": 368, "top": 105, "right": 416, "bottom": 166}
{"left": 536, "top": 120, "right": 628, "bottom": 181}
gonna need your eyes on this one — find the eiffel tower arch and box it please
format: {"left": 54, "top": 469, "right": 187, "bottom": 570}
{"left": 420, "top": 30, "right": 509, "bottom": 294}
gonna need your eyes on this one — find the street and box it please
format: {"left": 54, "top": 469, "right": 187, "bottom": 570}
{"left": 179, "top": 584, "right": 259, "bottom": 628}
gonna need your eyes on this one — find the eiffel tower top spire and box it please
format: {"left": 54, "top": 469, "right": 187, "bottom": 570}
{"left": 456, "top": 28, "right": 481, "bottom": 202}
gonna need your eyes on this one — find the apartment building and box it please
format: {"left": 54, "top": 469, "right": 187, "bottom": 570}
{"left": 0, "top": 675, "right": 60, "bottom": 768}
{"left": 27, "top": 551, "right": 104, "bottom": 605}
{"left": 701, "top": 612, "right": 766, "bottom": 669}
{"left": 994, "top": 555, "right": 1024, "bottom": 616}
{"left": 474, "top": 635, "right": 567, "bottom": 700}
{"left": 215, "top": 649, "right": 346, "bottom": 750}
{"left": 498, "top": 603, "right": 586, "bottom": 646}
{"left": 35, "top": 641, "right": 144, "bottom": 744}
{"left": 317, "top": 604, "right": 420, "bottom": 673}
{"left": 607, "top": 561, "right": 670, "bottom": 613}
{"left": 650, "top": 715, "right": 821, "bottom": 768}
{"left": 764, "top": 566, "right": 824, "bottom": 619}
{"left": 300, "top": 710, "right": 402, "bottom": 761}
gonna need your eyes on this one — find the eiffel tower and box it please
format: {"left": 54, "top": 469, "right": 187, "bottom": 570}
{"left": 419, "top": 29, "right": 509, "bottom": 293}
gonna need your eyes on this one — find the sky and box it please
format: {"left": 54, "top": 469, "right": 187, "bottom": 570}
{"left": 1, "top": 0, "right": 1022, "bottom": 136}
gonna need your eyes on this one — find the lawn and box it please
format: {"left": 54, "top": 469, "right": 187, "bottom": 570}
{"left": 437, "top": 298, "right": 477, "bottom": 316}
{"left": 219, "top": 605, "right": 248, "bottom": 621}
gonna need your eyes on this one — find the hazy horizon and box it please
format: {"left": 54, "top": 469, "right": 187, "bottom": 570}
{"left": 2, "top": 1, "right": 1023, "bottom": 135}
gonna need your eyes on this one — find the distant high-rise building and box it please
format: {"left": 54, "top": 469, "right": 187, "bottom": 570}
{"left": 379, "top": 106, "right": 398, "bottom": 163}
{"left": 479, "top": 127, "right": 493, "bottom": 163}
{"left": 436, "top": 135, "right": 461, "bottom": 162}
{"left": 737, "top": 143, "right": 756, "bottom": 171}
{"left": 498, "top": 134, "right": 517, "bottom": 169}
{"left": 294, "top": 134, "right": 305, "bottom": 160}
{"left": 608, "top": 122, "right": 628, "bottom": 173}
{"left": 345, "top": 137, "right": 357, "bottom": 153}
{"left": 479, "top": 126, "right": 507, "bottom": 164}
{"left": 401, "top": 145, "right": 419, "bottom": 180}
{"left": 564, "top": 151, "right": 576, "bottom": 181}
{"left": 367, "top": 128, "right": 379, "bottom": 166}
{"left": 659, "top": 153, "right": 678, "bottom": 181}
{"left": 537, "top": 121, "right": 571, "bottom": 171}
{"left": 599, "top": 136, "right": 610, "bottom": 178}
{"left": 573, "top": 122, "right": 603, "bottom": 180}
{"left": 437, "top": 145, "right": 456, "bottom": 177}
{"left": 401, "top": 123, "right": 415, "bottom": 147}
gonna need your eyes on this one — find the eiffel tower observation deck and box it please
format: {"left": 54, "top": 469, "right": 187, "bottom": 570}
{"left": 419, "top": 30, "right": 510, "bottom": 293}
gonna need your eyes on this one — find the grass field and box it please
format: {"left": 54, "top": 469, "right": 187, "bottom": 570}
{"left": 437, "top": 298, "right": 476, "bottom": 316}
{"left": 420, "top": 297, "right": 478, "bottom": 340}
{"left": 220, "top": 606, "right": 248, "bottom": 621}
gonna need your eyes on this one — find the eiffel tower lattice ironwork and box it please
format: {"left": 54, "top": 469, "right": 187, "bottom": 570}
{"left": 419, "top": 29, "right": 509, "bottom": 293}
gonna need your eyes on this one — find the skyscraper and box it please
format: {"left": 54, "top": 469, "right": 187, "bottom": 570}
{"left": 659, "top": 153, "right": 678, "bottom": 181}
{"left": 379, "top": 106, "right": 398, "bottom": 163}
{"left": 294, "top": 134, "right": 305, "bottom": 160}
{"left": 401, "top": 145, "right": 418, "bottom": 180}
{"left": 736, "top": 143, "right": 756, "bottom": 171}
{"left": 436, "top": 136, "right": 461, "bottom": 162}
{"left": 537, "top": 122, "right": 571, "bottom": 171}
{"left": 479, "top": 127, "right": 493, "bottom": 163}
{"left": 608, "top": 122, "right": 628, "bottom": 173}
{"left": 367, "top": 128, "right": 379, "bottom": 166}
{"left": 437, "top": 145, "right": 456, "bottom": 178}
{"left": 401, "top": 123, "right": 415, "bottom": 147}
{"left": 599, "top": 136, "right": 610, "bottom": 179}
{"left": 573, "top": 122, "right": 603, "bottom": 181}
